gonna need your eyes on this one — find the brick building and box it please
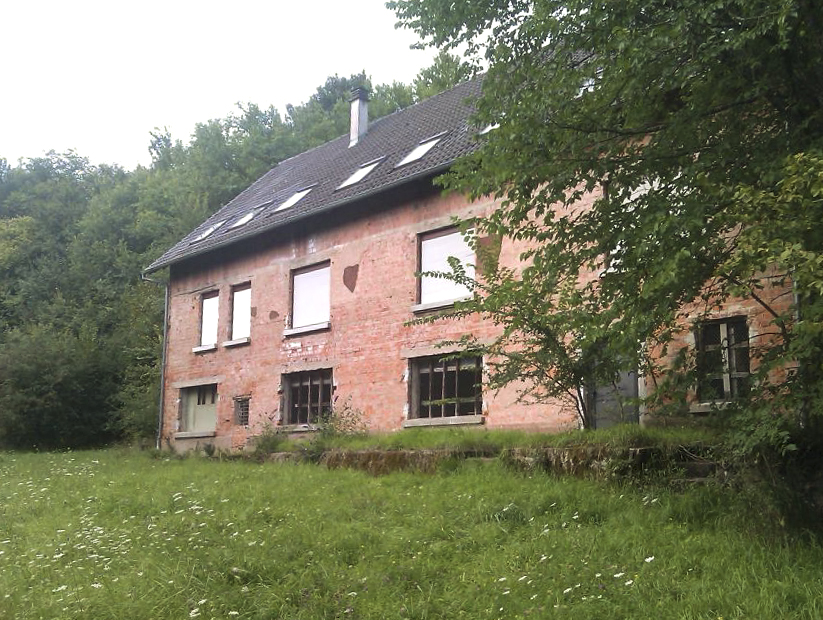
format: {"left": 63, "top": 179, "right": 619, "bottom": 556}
{"left": 145, "top": 78, "right": 788, "bottom": 451}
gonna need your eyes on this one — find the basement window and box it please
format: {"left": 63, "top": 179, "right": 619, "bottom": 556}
{"left": 409, "top": 355, "right": 482, "bottom": 420}
{"left": 695, "top": 317, "right": 750, "bottom": 403}
{"left": 273, "top": 186, "right": 313, "bottom": 213}
{"left": 395, "top": 132, "right": 447, "bottom": 168}
{"left": 337, "top": 157, "right": 384, "bottom": 189}
{"left": 190, "top": 220, "right": 226, "bottom": 243}
{"left": 179, "top": 384, "right": 218, "bottom": 435}
{"left": 234, "top": 396, "right": 250, "bottom": 426}
{"left": 283, "top": 369, "right": 333, "bottom": 425}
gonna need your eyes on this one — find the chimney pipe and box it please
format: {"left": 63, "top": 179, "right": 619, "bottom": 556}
{"left": 349, "top": 87, "right": 369, "bottom": 147}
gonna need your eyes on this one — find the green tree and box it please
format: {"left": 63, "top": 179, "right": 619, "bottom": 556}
{"left": 390, "top": 0, "right": 823, "bottom": 438}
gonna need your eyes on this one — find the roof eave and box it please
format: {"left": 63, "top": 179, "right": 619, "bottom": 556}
{"left": 142, "top": 161, "right": 457, "bottom": 275}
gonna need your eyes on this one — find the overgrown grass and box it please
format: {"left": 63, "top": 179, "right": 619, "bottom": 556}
{"left": 320, "top": 424, "right": 718, "bottom": 453}
{"left": 1, "top": 448, "right": 821, "bottom": 619}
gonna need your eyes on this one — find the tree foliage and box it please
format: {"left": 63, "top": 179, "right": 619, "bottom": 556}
{"left": 391, "top": 0, "right": 823, "bottom": 437}
{"left": 0, "top": 58, "right": 468, "bottom": 450}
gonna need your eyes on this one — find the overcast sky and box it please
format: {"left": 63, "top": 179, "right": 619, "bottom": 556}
{"left": 0, "top": 0, "right": 436, "bottom": 170}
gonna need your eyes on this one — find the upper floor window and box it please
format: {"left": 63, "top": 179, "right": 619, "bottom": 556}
{"left": 338, "top": 157, "right": 384, "bottom": 189}
{"left": 695, "top": 317, "right": 750, "bottom": 402}
{"left": 419, "top": 228, "right": 474, "bottom": 307}
{"left": 291, "top": 262, "right": 330, "bottom": 331}
{"left": 230, "top": 283, "right": 251, "bottom": 341}
{"left": 200, "top": 292, "right": 219, "bottom": 347}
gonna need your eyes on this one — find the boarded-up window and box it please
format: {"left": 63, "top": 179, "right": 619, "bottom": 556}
{"left": 200, "top": 293, "right": 219, "bottom": 347}
{"left": 180, "top": 384, "right": 218, "bottom": 433}
{"left": 284, "top": 369, "right": 333, "bottom": 425}
{"left": 231, "top": 284, "right": 251, "bottom": 340}
{"left": 420, "top": 229, "right": 474, "bottom": 305}
{"left": 292, "top": 263, "right": 330, "bottom": 329}
{"left": 696, "top": 317, "right": 750, "bottom": 402}
{"left": 410, "top": 355, "right": 482, "bottom": 419}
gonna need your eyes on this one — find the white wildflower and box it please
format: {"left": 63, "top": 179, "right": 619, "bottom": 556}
{"left": 645, "top": 556, "right": 655, "bottom": 563}
{"left": 614, "top": 572, "right": 625, "bottom": 578}
{"left": 625, "top": 580, "right": 634, "bottom": 586}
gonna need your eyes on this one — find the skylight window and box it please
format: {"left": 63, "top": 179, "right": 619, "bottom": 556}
{"left": 190, "top": 220, "right": 225, "bottom": 243}
{"left": 478, "top": 123, "right": 499, "bottom": 135}
{"left": 337, "top": 157, "right": 384, "bottom": 190}
{"left": 395, "top": 132, "right": 447, "bottom": 168}
{"left": 229, "top": 210, "right": 256, "bottom": 229}
{"left": 273, "top": 187, "right": 313, "bottom": 213}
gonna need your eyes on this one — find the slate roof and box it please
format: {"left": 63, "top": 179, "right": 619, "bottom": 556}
{"left": 145, "top": 77, "right": 485, "bottom": 273}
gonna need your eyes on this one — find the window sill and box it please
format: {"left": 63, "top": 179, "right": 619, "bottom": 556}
{"left": 174, "top": 430, "right": 217, "bottom": 439}
{"left": 283, "top": 321, "right": 330, "bottom": 337}
{"left": 411, "top": 296, "right": 471, "bottom": 315}
{"left": 689, "top": 401, "right": 732, "bottom": 414}
{"left": 192, "top": 343, "right": 217, "bottom": 354}
{"left": 403, "top": 414, "right": 484, "bottom": 428}
{"left": 278, "top": 424, "right": 320, "bottom": 433}
{"left": 223, "top": 337, "right": 251, "bottom": 348}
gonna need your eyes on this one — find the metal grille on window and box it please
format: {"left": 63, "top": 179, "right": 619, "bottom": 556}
{"left": 234, "top": 397, "right": 250, "bottom": 426}
{"left": 412, "top": 356, "right": 482, "bottom": 418}
{"left": 286, "top": 370, "right": 333, "bottom": 425}
{"left": 696, "top": 317, "right": 749, "bottom": 402}
{"left": 197, "top": 384, "right": 217, "bottom": 406}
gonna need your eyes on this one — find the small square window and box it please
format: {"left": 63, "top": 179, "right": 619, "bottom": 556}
{"left": 419, "top": 228, "right": 474, "bottom": 306}
{"left": 234, "top": 396, "right": 250, "bottom": 426}
{"left": 180, "top": 384, "right": 218, "bottom": 433}
{"left": 409, "top": 355, "right": 482, "bottom": 419}
{"left": 291, "top": 262, "right": 330, "bottom": 330}
{"left": 695, "top": 317, "right": 750, "bottom": 402}
{"left": 283, "top": 369, "right": 333, "bottom": 425}
{"left": 230, "top": 284, "right": 251, "bottom": 340}
{"left": 200, "top": 292, "right": 219, "bottom": 347}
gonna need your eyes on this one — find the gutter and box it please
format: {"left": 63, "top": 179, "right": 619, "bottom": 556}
{"left": 141, "top": 272, "right": 171, "bottom": 449}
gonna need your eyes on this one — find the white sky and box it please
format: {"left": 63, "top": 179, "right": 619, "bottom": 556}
{"left": 0, "top": 0, "right": 436, "bottom": 170}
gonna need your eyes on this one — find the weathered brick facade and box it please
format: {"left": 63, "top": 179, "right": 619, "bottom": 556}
{"left": 162, "top": 184, "right": 583, "bottom": 451}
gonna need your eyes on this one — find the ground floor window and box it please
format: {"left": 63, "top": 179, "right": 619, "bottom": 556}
{"left": 283, "top": 369, "right": 333, "bottom": 425}
{"left": 409, "top": 355, "right": 482, "bottom": 419}
{"left": 180, "top": 384, "right": 218, "bottom": 433}
{"left": 695, "top": 317, "right": 750, "bottom": 402}
{"left": 234, "top": 396, "right": 250, "bottom": 426}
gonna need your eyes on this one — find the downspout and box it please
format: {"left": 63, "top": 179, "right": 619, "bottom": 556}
{"left": 142, "top": 272, "right": 170, "bottom": 449}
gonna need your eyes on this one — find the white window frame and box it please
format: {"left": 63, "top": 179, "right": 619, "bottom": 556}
{"left": 338, "top": 157, "right": 384, "bottom": 189}
{"left": 274, "top": 187, "right": 313, "bottom": 213}
{"left": 226, "top": 283, "right": 251, "bottom": 345}
{"left": 414, "top": 227, "right": 474, "bottom": 311}
{"left": 177, "top": 384, "right": 218, "bottom": 437}
{"left": 395, "top": 132, "right": 447, "bottom": 168}
{"left": 695, "top": 316, "right": 750, "bottom": 405}
{"left": 195, "top": 292, "right": 219, "bottom": 351}
{"left": 286, "top": 262, "right": 331, "bottom": 335}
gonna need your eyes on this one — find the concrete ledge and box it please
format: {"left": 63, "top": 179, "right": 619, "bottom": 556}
{"left": 191, "top": 343, "right": 217, "bottom": 353}
{"left": 174, "top": 430, "right": 217, "bottom": 439}
{"left": 403, "top": 414, "right": 484, "bottom": 428}
{"left": 283, "top": 321, "right": 330, "bottom": 337}
{"left": 223, "top": 337, "right": 251, "bottom": 348}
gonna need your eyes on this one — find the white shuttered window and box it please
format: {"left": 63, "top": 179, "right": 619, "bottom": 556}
{"left": 200, "top": 293, "right": 219, "bottom": 347}
{"left": 231, "top": 285, "right": 251, "bottom": 340}
{"left": 420, "top": 229, "right": 474, "bottom": 305}
{"left": 292, "top": 263, "right": 330, "bottom": 329}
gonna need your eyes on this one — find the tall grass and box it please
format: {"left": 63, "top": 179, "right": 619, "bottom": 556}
{"left": 0, "top": 448, "right": 820, "bottom": 619}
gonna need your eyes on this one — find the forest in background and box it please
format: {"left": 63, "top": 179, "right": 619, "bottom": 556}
{"left": 0, "top": 53, "right": 473, "bottom": 449}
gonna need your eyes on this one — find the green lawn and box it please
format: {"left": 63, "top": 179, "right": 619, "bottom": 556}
{"left": 1, "top": 448, "right": 821, "bottom": 619}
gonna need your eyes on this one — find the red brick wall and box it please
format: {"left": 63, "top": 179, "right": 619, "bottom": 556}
{"left": 161, "top": 186, "right": 581, "bottom": 449}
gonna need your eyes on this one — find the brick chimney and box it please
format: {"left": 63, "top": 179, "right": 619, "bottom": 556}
{"left": 349, "top": 87, "right": 369, "bottom": 147}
